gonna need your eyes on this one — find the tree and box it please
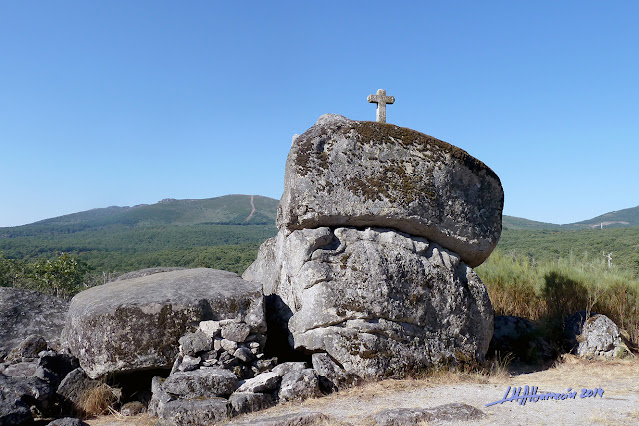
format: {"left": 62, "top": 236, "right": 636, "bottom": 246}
{"left": 31, "top": 253, "right": 89, "bottom": 298}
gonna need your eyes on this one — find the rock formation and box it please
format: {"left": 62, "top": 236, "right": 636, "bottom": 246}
{"left": 244, "top": 114, "right": 503, "bottom": 379}
{"left": 277, "top": 114, "right": 503, "bottom": 267}
{"left": 0, "top": 287, "right": 69, "bottom": 355}
{"left": 61, "top": 268, "right": 266, "bottom": 378}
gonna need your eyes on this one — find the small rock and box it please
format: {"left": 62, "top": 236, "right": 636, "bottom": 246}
{"left": 271, "top": 362, "right": 307, "bottom": 377}
{"left": 226, "top": 412, "right": 335, "bottom": 425}
{"left": 159, "top": 398, "right": 230, "bottom": 425}
{"left": 177, "top": 355, "right": 201, "bottom": 372}
{"left": 254, "top": 357, "right": 278, "bottom": 373}
{"left": 312, "top": 352, "right": 359, "bottom": 392}
{"left": 234, "top": 347, "right": 255, "bottom": 363}
{"left": 236, "top": 371, "right": 281, "bottom": 393}
{"left": 2, "top": 361, "right": 38, "bottom": 377}
{"left": 278, "top": 368, "right": 321, "bottom": 402}
{"left": 7, "top": 335, "right": 48, "bottom": 362}
{"left": 120, "top": 401, "right": 146, "bottom": 416}
{"left": 229, "top": 392, "right": 274, "bottom": 415}
{"left": 162, "top": 368, "right": 239, "bottom": 398}
{"left": 46, "top": 417, "right": 89, "bottom": 426}
{"left": 179, "top": 330, "right": 213, "bottom": 356}
{"left": 221, "top": 339, "right": 239, "bottom": 353}
{"left": 199, "top": 320, "right": 222, "bottom": 338}
{"left": 222, "top": 323, "right": 252, "bottom": 343}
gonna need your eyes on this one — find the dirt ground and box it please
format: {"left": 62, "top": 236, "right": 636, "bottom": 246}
{"left": 86, "top": 356, "right": 639, "bottom": 425}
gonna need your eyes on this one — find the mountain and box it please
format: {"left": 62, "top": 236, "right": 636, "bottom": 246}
{"left": 0, "top": 195, "right": 280, "bottom": 274}
{"left": 1, "top": 195, "right": 279, "bottom": 238}
{"left": 503, "top": 205, "right": 639, "bottom": 230}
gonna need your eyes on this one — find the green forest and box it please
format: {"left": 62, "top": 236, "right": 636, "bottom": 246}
{"left": 2, "top": 195, "right": 639, "bottom": 350}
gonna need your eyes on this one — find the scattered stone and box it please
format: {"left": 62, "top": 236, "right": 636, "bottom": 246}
{"left": 427, "top": 402, "right": 486, "bottom": 421}
{"left": 46, "top": 418, "right": 89, "bottom": 426}
{"left": 148, "top": 376, "right": 173, "bottom": 417}
{"left": 311, "top": 352, "right": 359, "bottom": 392}
{"left": 569, "top": 313, "right": 626, "bottom": 358}
{"left": 271, "top": 362, "right": 307, "bottom": 377}
{"left": 222, "top": 322, "right": 252, "bottom": 343}
{"left": 229, "top": 392, "right": 274, "bottom": 416}
{"left": 7, "top": 334, "right": 48, "bottom": 362}
{"left": 1, "top": 361, "right": 37, "bottom": 377}
{"left": 199, "top": 320, "right": 222, "bottom": 338}
{"left": 0, "top": 384, "right": 32, "bottom": 426}
{"left": 236, "top": 371, "right": 281, "bottom": 393}
{"left": 221, "top": 339, "right": 239, "bottom": 353}
{"left": 226, "top": 411, "right": 336, "bottom": 426}
{"left": 159, "top": 397, "right": 230, "bottom": 425}
{"left": 179, "top": 330, "right": 213, "bottom": 356}
{"left": 278, "top": 368, "right": 321, "bottom": 402}
{"left": 234, "top": 347, "right": 255, "bottom": 363}
{"left": 374, "top": 403, "right": 484, "bottom": 425}
{"left": 62, "top": 268, "right": 266, "bottom": 378}
{"left": 374, "top": 407, "right": 432, "bottom": 425}
{"left": 0, "top": 373, "right": 56, "bottom": 419}
{"left": 161, "top": 368, "right": 239, "bottom": 398}
{"left": 178, "top": 355, "right": 201, "bottom": 372}
{"left": 119, "top": 400, "right": 146, "bottom": 416}
{"left": 37, "top": 351, "right": 80, "bottom": 381}
{"left": 0, "top": 288, "right": 69, "bottom": 356}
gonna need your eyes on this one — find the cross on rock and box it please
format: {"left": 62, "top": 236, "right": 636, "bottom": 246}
{"left": 367, "top": 89, "right": 395, "bottom": 123}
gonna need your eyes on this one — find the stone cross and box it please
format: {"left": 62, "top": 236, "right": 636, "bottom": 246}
{"left": 367, "top": 89, "right": 395, "bottom": 123}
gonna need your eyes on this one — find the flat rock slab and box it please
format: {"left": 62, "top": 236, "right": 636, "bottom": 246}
{"left": 62, "top": 268, "right": 265, "bottom": 378}
{"left": 0, "top": 287, "right": 69, "bottom": 354}
{"left": 278, "top": 114, "right": 503, "bottom": 267}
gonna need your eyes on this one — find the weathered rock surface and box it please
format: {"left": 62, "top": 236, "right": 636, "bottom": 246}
{"left": 0, "top": 372, "right": 56, "bottom": 421}
{"left": 278, "top": 368, "right": 321, "bottom": 402}
{"left": 159, "top": 397, "right": 230, "bottom": 425}
{"left": 7, "top": 334, "right": 48, "bottom": 362}
{"left": 565, "top": 312, "right": 626, "bottom": 358}
{"left": 277, "top": 114, "right": 503, "bottom": 267}
{"left": 62, "top": 268, "right": 266, "bottom": 378}
{"left": 245, "top": 227, "right": 493, "bottom": 378}
{"left": 162, "top": 368, "right": 239, "bottom": 398}
{"left": 229, "top": 392, "right": 274, "bottom": 416}
{"left": 227, "top": 411, "right": 336, "bottom": 426}
{"left": 374, "top": 403, "right": 485, "bottom": 425}
{"left": 0, "top": 287, "right": 69, "bottom": 355}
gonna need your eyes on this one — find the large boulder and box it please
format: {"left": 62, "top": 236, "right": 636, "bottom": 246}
{"left": 61, "top": 268, "right": 266, "bottom": 378}
{"left": 278, "top": 114, "right": 503, "bottom": 267}
{"left": 0, "top": 287, "right": 69, "bottom": 355}
{"left": 244, "top": 226, "right": 493, "bottom": 379}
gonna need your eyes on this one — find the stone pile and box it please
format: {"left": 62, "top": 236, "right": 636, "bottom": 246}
{"left": 244, "top": 114, "right": 504, "bottom": 380}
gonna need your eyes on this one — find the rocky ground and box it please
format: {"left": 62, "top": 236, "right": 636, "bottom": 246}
{"left": 85, "top": 356, "right": 639, "bottom": 425}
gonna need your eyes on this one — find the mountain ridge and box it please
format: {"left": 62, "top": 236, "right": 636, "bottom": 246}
{"left": 2, "top": 195, "right": 638, "bottom": 234}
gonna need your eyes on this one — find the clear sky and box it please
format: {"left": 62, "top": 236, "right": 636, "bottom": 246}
{"left": 1, "top": 1, "right": 638, "bottom": 227}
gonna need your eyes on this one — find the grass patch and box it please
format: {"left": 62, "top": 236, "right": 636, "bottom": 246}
{"left": 477, "top": 249, "right": 639, "bottom": 348}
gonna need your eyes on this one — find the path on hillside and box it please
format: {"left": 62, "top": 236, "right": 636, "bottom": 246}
{"left": 245, "top": 195, "right": 256, "bottom": 222}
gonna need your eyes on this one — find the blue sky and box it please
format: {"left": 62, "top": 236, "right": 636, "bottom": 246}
{"left": 1, "top": 1, "right": 638, "bottom": 227}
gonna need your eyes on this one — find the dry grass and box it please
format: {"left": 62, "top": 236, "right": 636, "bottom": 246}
{"left": 79, "top": 383, "right": 120, "bottom": 418}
